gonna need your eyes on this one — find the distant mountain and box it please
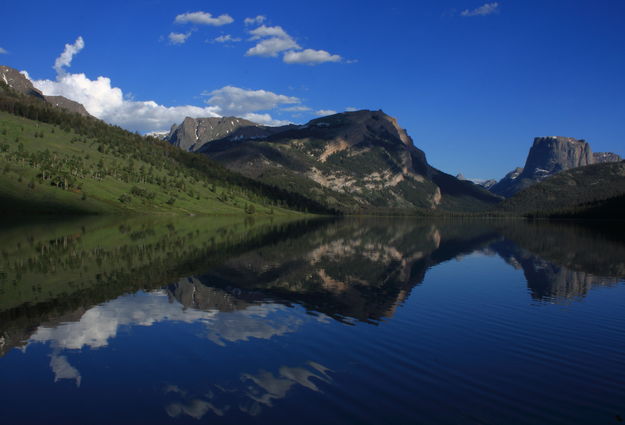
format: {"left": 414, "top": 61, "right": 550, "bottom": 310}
{"left": 167, "top": 116, "right": 287, "bottom": 152}
{"left": 491, "top": 137, "right": 593, "bottom": 197}
{"left": 498, "top": 160, "right": 625, "bottom": 216}
{"left": 0, "top": 65, "right": 92, "bottom": 117}
{"left": 491, "top": 136, "right": 622, "bottom": 197}
{"left": 456, "top": 174, "right": 497, "bottom": 190}
{"left": 594, "top": 151, "right": 622, "bottom": 164}
{"left": 168, "top": 110, "right": 500, "bottom": 213}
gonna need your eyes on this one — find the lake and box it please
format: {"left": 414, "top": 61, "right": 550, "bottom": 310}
{"left": 0, "top": 216, "right": 624, "bottom": 425}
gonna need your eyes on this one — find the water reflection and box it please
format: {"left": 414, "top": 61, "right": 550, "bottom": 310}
{"left": 164, "top": 361, "right": 333, "bottom": 420}
{"left": 0, "top": 217, "right": 624, "bottom": 423}
{"left": 2, "top": 218, "right": 625, "bottom": 357}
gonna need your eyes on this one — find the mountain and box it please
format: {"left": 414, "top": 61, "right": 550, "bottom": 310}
{"left": 456, "top": 174, "right": 497, "bottom": 190}
{"left": 167, "top": 110, "right": 500, "bottom": 213}
{"left": 491, "top": 136, "right": 622, "bottom": 197}
{"left": 594, "top": 151, "right": 622, "bottom": 163}
{"left": 167, "top": 116, "right": 294, "bottom": 152}
{"left": 491, "top": 137, "right": 594, "bottom": 197}
{"left": 498, "top": 160, "right": 625, "bottom": 216}
{"left": 0, "top": 65, "right": 92, "bottom": 117}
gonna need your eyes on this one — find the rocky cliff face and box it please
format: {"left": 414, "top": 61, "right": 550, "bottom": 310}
{"left": 176, "top": 109, "right": 500, "bottom": 212}
{"left": 491, "top": 137, "right": 597, "bottom": 197}
{"left": 524, "top": 136, "right": 593, "bottom": 178}
{"left": 1, "top": 65, "right": 92, "bottom": 117}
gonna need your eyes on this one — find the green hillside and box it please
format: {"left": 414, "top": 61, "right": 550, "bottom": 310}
{"left": 0, "top": 83, "right": 336, "bottom": 215}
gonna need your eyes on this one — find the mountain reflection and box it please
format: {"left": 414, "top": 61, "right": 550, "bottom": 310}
{"left": 1, "top": 217, "right": 625, "bottom": 362}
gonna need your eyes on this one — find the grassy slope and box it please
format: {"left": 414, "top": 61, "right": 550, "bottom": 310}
{"left": 0, "top": 111, "right": 297, "bottom": 215}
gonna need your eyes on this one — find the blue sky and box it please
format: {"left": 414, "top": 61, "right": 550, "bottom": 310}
{"left": 1, "top": 0, "right": 624, "bottom": 179}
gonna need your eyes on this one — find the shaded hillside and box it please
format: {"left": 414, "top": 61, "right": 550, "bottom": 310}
{"left": 491, "top": 136, "right": 622, "bottom": 197}
{"left": 188, "top": 110, "right": 500, "bottom": 214}
{"left": 498, "top": 161, "right": 625, "bottom": 216}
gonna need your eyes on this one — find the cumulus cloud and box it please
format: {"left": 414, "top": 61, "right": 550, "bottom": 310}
{"left": 33, "top": 72, "right": 221, "bottom": 133}
{"left": 249, "top": 25, "right": 290, "bottom": 40}
{"left": 31, "top": 37, "right": 298, "bottom": 132}
{"left": 53, "top": 36, "right": 84, "bottom": 75}
{"left": 244, "top": 15, "right": 266, "bottom": 26}
{"left": 0, "top": 47, "right": 7, "bottom": 54}
{"left": 247, "top": 37, "right": 300, "bottom": 57}
{"left": 461, "top": 2, "right": 499, "bottom": 16}
{"left": 283, "top": 49, "right": 341, "bottom": 65}
{"left": 315, "top": 109, "right": 337, "bottom": 116}
{"left": 246, "top": 25, "right": 300, "bottom": 57}
{"left": 345, "top": 106, "right": 358, "bottom": 112}
{"left": 169, "top": 32, "right": 192, "bottom": 45}
{"left": 213, "top": 34, "right": 242, "bottom": 43}
{"left": 203, "top": 85, "right": 300, "bottom": 115}
{"left": 175, "top": 11, "right": 234, "bottom": 26}
{"left": 244, "top": 25, "right": 343, "bottom": 65}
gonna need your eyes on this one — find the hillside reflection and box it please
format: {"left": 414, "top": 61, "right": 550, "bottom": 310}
{"left": 1, "top": 217, "right": 624, "bottom": 360}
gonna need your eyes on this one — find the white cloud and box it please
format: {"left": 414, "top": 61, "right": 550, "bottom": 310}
{"left": 203, "top": 85, "right": 300, "bottom": 116}
{"left": 345, "top": 106, "right": 358, "bottom": 112}
{"left": 33, "top": 72, "right": 221, "bottom": 133}
{"left": 283, "top": 49, "right": 341, "bottom": 65}
{"left": 213, "top": 34, "right": 242, "bottom": 43}
{"left": 244, "top": 15, "right": 266, "bottom": 26}
{"left": 30, "top": 38, "right": 299, "bottom": 132}
{"left": 282, "top": 106, "right": 311, "bottom": 112}
{"left": 247, "top": 37, "right": 300, "bottom": 57}
{"left": 0, "top": 47, "right": 7, "bottom": 54}
{"left": 249, "top": 25, "right": 290, "bottom": 40}
{"left": 169, "top": 32, "right": 192, "bottom": 45}
{"left": 175, "top": 11, "right": 234, "bottom": 26}
{"left": 461, "top": 2, "right": 499, "bottom": 16}
{"left": 53, "top": 36, "right": 84, "bottom": 75}
{"left": 241, "top": 113, "right": 292, "bottom": 126}
{"left": 246, "top": 25, "right": 300, "bottom": 57}
{"left": 315, "top": 109, "right": 337, "bottom": 116}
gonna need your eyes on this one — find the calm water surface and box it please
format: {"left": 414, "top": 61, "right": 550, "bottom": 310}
{"left": 0, "top": 217, "right": 624, "bottom": 424}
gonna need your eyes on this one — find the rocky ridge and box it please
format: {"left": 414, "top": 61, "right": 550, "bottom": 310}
{"left": 167, "top": 110, "right": 500, "bottom": 212}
